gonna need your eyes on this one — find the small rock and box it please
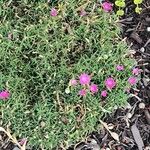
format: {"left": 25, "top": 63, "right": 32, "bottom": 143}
{"left": 108, "top": 123, "right": 115, "bottom": 130}
{"left": 126, "top": 113, "right": 132, "bottom": 119}
{"left": 147, "top": 27, "right": 150, "bottom": 32}
{"left": 140, "top": 47, "right": 145, "bottom": 52}
{"left": 145, "top": 146, "right": 150, "bottom": 150}
{"left": 138, "top": 102, "right": 145, "bottom": 109}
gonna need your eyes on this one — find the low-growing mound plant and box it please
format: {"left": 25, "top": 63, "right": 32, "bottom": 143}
{"left": 0, "top": 0, "right": 138, "bottom": 149}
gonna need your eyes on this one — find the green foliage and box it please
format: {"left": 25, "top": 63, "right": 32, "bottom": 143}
{"left": 134, "top": 0, "right": 143, "bottom": 4}
{"left": 115, "top": 0, "right": 125, "bottom": 7}
{"left": 134, "top": 0, "right": 143, "bottom": 14}
{"left": 116, "top": 10, "right": 124, "bottom": 16}
{"left": 114, "top": 0, "right": 125, "bottom": 16}
{"left": 135, "top": 6, "right": 142, "bottom": 14}
{"left": 115, "top": 0, "right": 143, "bottom": 16}
{"left": 0, "top": 0, "right": 134, "bottom": 149}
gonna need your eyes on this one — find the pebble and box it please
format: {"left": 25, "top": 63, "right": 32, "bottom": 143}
{"left": 138, "top": 102, "right": 145, "bottom": 109}
{"left": 140, "top": 47, "right": 145, "bottom": 52}
{"left": 147, "top": 27, "right": 150, "bottom": 32}
{"left": 126, "top": 113, "right": 132, "bottom": 119}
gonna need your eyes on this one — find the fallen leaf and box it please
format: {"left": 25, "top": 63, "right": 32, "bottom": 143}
{"left": 100, "top": 120, "right": 119, "bottom": 142}
{"left": 131, "top": 123, "right": 144, "bottom": 150}
{"left": 0, "top": 127, "right": 26, "bottom": 150}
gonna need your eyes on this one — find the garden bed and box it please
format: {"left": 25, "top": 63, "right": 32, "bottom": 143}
{"left": 0, "top": 0, "right": 149, "bottom": 150}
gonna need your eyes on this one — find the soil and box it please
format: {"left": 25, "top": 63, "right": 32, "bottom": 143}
{"left": 0, "top": 0, "right": 150, "bottom": 150}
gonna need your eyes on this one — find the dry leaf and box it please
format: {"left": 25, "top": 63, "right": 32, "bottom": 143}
{"left": 131, "top": 124, "right": 144, "bottom": 150}
{"left": 100, "top": 120, "right": 120, "bottom": 142}
{"left": 109, "top": 132, "right": 119, "bottom": 142}
{"left": 0, "top": 127, "right": 26, "bottom": 150}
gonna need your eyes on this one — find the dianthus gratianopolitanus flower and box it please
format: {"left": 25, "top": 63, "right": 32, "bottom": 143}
{"left": 101, "top": 90, "right": 107, "bottom": 97}
{"left": 105, "top": 77, "right": 116, "bottom": 89}
{"left": 50, "top": 8, "right": 58, "bottom": 16}
{"left": 0, "top": 90, "right": 10, "bottom": 100}
{"left": 19, "top": 138, "right": 27, "bottom": 146}
{"left": 80, "top": 9, "right": 87, "bottom": 16}
{"left": 116, "top": 65, "right": 124, "bottom": 71}
{"left": 90, "top": 84, "right": 98, "bottom": 94}
{"left": 132, "top": 68, "right": 140, "bottom": 75}
{"left": 79, "top": 89, "right": 87, "bottom": 96}
{"left": 69, "top": 79, "right": 77, "bottom": 86}
{"left": 128, "top": 77, "right": 137, "bottom": 85}
{"left": 101, "top": 2, "right": 113, "bottom": 12}
{"left": 79, "top": 73, "right": 91, "bottom": 85}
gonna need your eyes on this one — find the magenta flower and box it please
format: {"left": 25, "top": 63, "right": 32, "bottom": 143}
{"left": 80, "top": 9, "right": 87, "bottom": 17}
{"left": 50, "top": 8, "right": 58, "bottom": 16}
{"left": 19, "top": 138, "right": 27, "bottom": 146}
{"left": 101, "top": 90, "right": 107, "bottom": 97}
{"left": 79, "top": 89, "right": 87, "bottom": 97}
{"left": 101, "top": 2, "right": 113, "bottom": 12}
{"left": 0, "top": 90, "right": 10, "bottom": 100}
{"left": 132, "top": 68, "right": 140, "bottom": 75}
{"left": 116, "top": 65, "right": 124, "bottom": 71}
{"left": 90, "top": 84, "right": 98, "bottom": 94}
{"left": 105, "top": 77, "right": 116, "bottom": 89}
{"left": 128, "top": 77, "right": 137, "bottom": 85}
{"left": 79, "top": 73, "right": 91, "bottom": 85}
{"left": 69, "top": 79, "right": 77, "bottom": 86}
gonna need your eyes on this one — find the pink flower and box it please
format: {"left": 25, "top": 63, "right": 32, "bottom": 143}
{"left": 50, "top": 8, "right": 58, "bottom": 16}
{"left": 80, "top": 9, "right": 87, "bottom": 16}
{"left": 101, "top": 2, "right": 113, "bottom": 12}
{"left": 69, "top": 79, "right": 77, "bottom": 86}
{"left": 132, "top": 68, "right": 140, "bottom": 75}
{"left": 105, "top": 77, "right": 116, "bottom": 89}
{"left": 19, "top": 138, "right": 27, "bottom": 146}
{"left": 90, "top": 84, "right": 98, "bottom": 94}
{"left": 101, "top": 90, "right": 107, "bottom": 97}
{"left": 79, "top": 73, "right": 91, "bottom": 85}
{"left": 116, "top": 65, "right": 124, "bottom": 71}
{"left": 79, "top": 89, "right": 87, "bottom": 97}
{"left": 128, "top": 77, "right": 137, "bottom": 85}
{"left": 0, "top": 90, "right": 10, "bottom": 100}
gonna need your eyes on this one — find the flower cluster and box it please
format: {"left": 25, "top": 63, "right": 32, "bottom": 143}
{"left": 69, "top": 73, "right": 117, "bottom": 98}
{"left": 116, "top": 65, "right": 140, "bottom": 86}
{"left": 69, "top": 65, "right": 141, "bottom": 99}
{"left": 50, "top": 1, "right": 113, "bottom": 18}
{"left": 128, "top": 67, "right": 141, "bottom": 85}
{"left": 69, "top": 73, "right": 99, "bottom": 97}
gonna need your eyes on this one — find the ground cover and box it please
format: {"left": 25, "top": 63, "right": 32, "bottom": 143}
{"left": 0, "top": 0, "right": 138, "bottom": 149}
{"left": 68, "top": 0, "right": 150, "bottom": 149}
